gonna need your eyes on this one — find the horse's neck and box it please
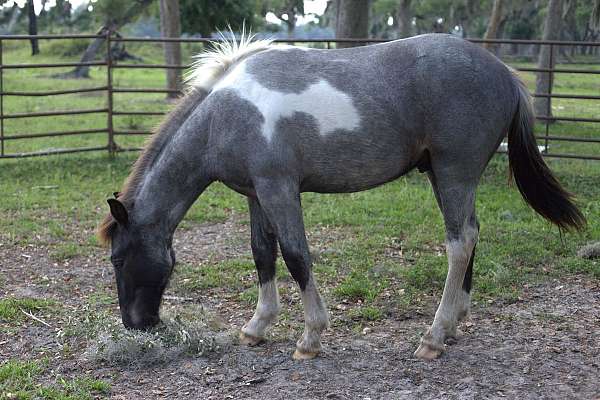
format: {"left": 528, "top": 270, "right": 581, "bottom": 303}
{"left": 131, "top": 134, "right": 211, "bottom": 235}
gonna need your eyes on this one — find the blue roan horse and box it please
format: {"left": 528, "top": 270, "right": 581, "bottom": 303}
{"left": 98, "top": 33, "right": 585, "bottom": 360}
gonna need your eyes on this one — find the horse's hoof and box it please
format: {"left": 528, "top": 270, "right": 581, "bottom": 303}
{"left": 292, "top": 349, "right": 319, "bottom": 360}
{"left": 414, "top": 343, "right": 443, "bottom": 360}
{"left": 239, "top": 331, "right": 263, "bottom": 346}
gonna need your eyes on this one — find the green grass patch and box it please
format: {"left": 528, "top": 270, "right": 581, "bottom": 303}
{"left": 348, "top": 306, "right": 384, "bottom": 322}
{"left": 238, "top": 285, "right": 259, "bottom": 305}
{"left": 334, "top": 273, "right": 386, "bottom": 302}
{"left": 0, "top": 359, "right": 110, "bottom": 400}
{"left": 174, "top": 259, "right": 255, "bottom": 292}
{"left": 0, "top": 298, "right": 55, "bottom": 323}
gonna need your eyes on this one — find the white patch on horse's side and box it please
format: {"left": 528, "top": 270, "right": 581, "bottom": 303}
{"left": 213, "top": 63, "right": 361, "bottom": 141}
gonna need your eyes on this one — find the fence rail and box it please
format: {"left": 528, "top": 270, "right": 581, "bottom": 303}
{"left": 0, "top": 33, "right": 598, "bottom": 160}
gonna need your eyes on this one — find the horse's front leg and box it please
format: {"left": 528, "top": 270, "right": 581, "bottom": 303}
{"left": 254, "top": 178, "right": 330, "bottom": 360}
{"left": 240, "top": 198, "right": 281, "bottom": 346}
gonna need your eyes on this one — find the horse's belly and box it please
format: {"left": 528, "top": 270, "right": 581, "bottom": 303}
{"left": 300, "top": 149, "right": 415, "bottom": 193}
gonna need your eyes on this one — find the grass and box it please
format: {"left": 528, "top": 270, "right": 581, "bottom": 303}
{"left": 85, "top": 307, "right": 223, "bottom": 366}
{"left": 0, "top": 359, "right": 110, "bottom": 400}
{"left": 348, "top": 306, "right": 384, "bottom": 322}
{"left": 0, "top": 298, "right": 55, "bottom": 323}
{"left": 175, "top": 259, "right": 256, "bottom": 292}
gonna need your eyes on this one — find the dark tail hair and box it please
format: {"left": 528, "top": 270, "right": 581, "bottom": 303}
{"left": 507, "top": 72, "right": 586, "bottom": 231}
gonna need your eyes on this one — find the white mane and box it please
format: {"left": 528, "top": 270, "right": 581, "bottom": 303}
{"left": 185, "top": 30, "right": 273, "bottom": 91}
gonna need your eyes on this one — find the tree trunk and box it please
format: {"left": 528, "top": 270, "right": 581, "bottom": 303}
{"left": 160, "top": 0, "right": 182, "bottom": 99}
{"left": 7, "top": 6, "right": 21, "bottom": 34}
{"left": 285, "top": 19, "right": 296, "bottom": 37}
{"left": 534, "top": 0, "right": 563, "bottom": 119}
{"left": 27, "top": 0, "right": 39, "bottom": 55}
{"left": 483, "top": 0, "right": 503, "bottom": 52}
{"left": 65, "top": 0, "right": 153, "bottom": 78}
{"left": 396, "top": 0, "right": 412, "bottom": 38}
{"left": 67, "top": 28, "right": 109, "bottom": 78}
{"left": 335, "top": 0, "right": 370, "bottom": 48}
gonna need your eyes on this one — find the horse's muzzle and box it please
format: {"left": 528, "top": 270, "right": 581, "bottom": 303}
{"left": 121, "top": 311, "right": 160, "bottom": 331}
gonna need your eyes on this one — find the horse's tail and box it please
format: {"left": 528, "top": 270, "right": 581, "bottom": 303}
{"left": 507, "top": 71, "right": 586, "bottom": 231}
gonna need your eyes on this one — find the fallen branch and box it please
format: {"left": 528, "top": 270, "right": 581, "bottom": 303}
{"left": 20, "top": 308, "right": 52, "bottom": 328}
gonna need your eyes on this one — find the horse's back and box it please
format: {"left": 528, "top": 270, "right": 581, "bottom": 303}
{"left": 203, "top": 34, "right": 518, "bottom": 193}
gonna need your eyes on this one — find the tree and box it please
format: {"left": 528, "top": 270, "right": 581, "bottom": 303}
{"left": 159, "top": 0, "right": 182, "bottom": 99}
{"left": 6, "top": 5, "right": 21, "bottom": 34}
{"left": 397, "top": 0, "right": 412, "bottom": 38}
{"left": 65, "top": 0, "right": 153, "bottom": 78}
{"left": 38, "top": 0, "right": 73, "bottom": 33}
{"left": 26, "top": 0, "right": 39, "bottom": 55}
{"left": 483, "top": 0, "right": 503, "bottom": 52}
{"left": 335, "top": 0, "right": 370, "bottom": 48}
{"left": 455, "top": 0, "right": 482, "bottom": 38}
{"left": 258, "top": 0, "right": 304, "bottom": 36}
{"left": 534, "top": 0, "right": 563, "bottom": 119}
{"left": 180, "top": 0, "right": 256, "bottom": 37}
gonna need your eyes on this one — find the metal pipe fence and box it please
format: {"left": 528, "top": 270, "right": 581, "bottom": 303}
{"left": 0, "top": 33, "right": 598, "bottom": 160}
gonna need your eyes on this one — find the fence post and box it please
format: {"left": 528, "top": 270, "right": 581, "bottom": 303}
{"left": 106, "top": 29, "right": 115, "bottom": 155}
{"left": 544, "top": 43, "right": 554, "bottom": 154}
{"left": 0, "top": 39, "right": 4, "bottom": 157}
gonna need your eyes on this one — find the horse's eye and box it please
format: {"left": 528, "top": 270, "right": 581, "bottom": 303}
{"left": 111, "top": 257, "right": 124, "bottom": 267}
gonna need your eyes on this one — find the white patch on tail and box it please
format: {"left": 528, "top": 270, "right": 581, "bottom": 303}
{"left": 185, "top": 30, "right": 273, "bottom": 91}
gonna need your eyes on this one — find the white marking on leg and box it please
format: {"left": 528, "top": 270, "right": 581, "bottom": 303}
{"left": 242, "top": 279, "right": 280, "bottom": 339}
{"left": 425, "top": 225, "right": 478, "bottom": 347}
{"left": 212, "top": 63, "right": 361, "bottom": 141}
{"left": 297, "top": 276, "right": 329, "bottom": 353}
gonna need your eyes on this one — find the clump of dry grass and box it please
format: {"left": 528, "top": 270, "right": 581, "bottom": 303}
{"left": 577, "top": 242, "right": 600, "bottom": 260}
{"left": 85, "top": 306, "right": 230, "bottom": 366}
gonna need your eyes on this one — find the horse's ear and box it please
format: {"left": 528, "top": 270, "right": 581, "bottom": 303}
{"left": 107, "top": 199, "right": 128, "bottom": 226}
{"left": 113, "top": 192, "right": 121, "bottom": 199}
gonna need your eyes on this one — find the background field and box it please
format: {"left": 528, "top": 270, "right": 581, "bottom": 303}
{"left": 0, "top": 40, "right": 599, "bottom": 399}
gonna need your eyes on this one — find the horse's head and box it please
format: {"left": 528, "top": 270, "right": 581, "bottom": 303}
{"left": 106, "top": 198, "right": 176, "bottom": 330}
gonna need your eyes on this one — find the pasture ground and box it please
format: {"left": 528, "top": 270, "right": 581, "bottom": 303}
{"left": 1, "top": 41, "right": 599, "bottom": 399}
{"left": 1, "top": 155, "right": 599, "bottom": 399}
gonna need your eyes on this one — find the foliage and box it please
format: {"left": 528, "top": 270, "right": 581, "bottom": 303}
{"left": 179, "top": 0, "right": 258, "bottom": 37}
{"left": 38, "top": 0, "right": 74, "bottom": 33}
{"left": 257, "top": 0, "right": 305, "bottom": 32}
{"left": 371, "top": 0, "right": 600, "bottom": 41}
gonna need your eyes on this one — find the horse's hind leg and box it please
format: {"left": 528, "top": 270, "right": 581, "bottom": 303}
{"left": 414, "top": 169, "right": 479, "bottom": 360}
{"left": 254, "top": 178, "right": 329, "bottom": 360}
{"left": 240, "top": 198, "right": 281, "bottom": 346}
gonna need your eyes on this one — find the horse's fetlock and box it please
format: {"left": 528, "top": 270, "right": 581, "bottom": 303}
{"left": 297, "top": 333, "right": 323, "bottom": 354}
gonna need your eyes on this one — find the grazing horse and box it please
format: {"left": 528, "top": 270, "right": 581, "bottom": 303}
{"left": 98, "top": 33, "right": 585, "bottom": 360}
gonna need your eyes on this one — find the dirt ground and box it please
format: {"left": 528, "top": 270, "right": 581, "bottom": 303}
{"left": 1, "top": 217, "right": 599, "bottom": 400}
